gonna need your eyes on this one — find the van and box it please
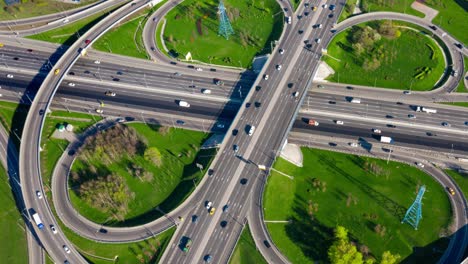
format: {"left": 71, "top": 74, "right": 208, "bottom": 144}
{"left": 316, "top": 38, "right": 321, "bottom": 44}
{"left": 286, "top": 16, "right": 292, "bottom": 24}
{"left": 248, "top": 126, "right": 255, "bottom": 136}
{"left": 179, "top": 101, "right": 190, "bottom": 107}
{"left": 350, "top": 98, "right": 361, "bottom": 104}
{"left": 202, "top": 89, "right": 211, "bottom": 94}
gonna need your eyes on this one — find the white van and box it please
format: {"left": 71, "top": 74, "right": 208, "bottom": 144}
{"left": 179, "top": 101, "right": 190, "bottom": 107}
{"left": 350, "top": 98, "right": 361, "bottom": 104}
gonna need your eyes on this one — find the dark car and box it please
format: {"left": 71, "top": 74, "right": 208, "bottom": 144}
{"left": 429, "top": 25, "right": 437, "bottom": 30}
{"left": 386, "top": 115, "right": 394, "bottom": 119}
{"left": 220, "top": 221, "right": 228, "bottom": 228}
{"left": 84, "top": 39, "right": 91, "bottom": 45}
{"left": 210, "top": 68, "right": 217, "bottom": 72}
{"left": 13, "top": 57, "right": 19, "bottom": 60}
{"left": 176, "top": 120, "right": 185, "bottom": 125}
{"left": 263, "top": 240, "right": 271, "bottom": 248}
{"left": 387, "top": 124, "right": 396, "bottom": 128}
{"left": 455, "top": 43, "right": 463, "bottom": 49}
{"left": 328, "top": 13, "right": 334, "bottom": 18}
{"left": 245, "top": 102, "right": 251, "bottom": 108}
{"left": 232, "top": 129, "right": 238, "bottom": 136}
{"left": 98, "top": 228, "right": 108, "bottom": 234}
{"left": 298, "top": 29, "right": 304, "bottom": 34}
{"left": 240, "top": 178, "right": 248, "bottom": 185}
{"left": 255, "top": 86, "right": 262, "bottom": 92}
{"left": 68, "top": 71, "right": 75, "bottom": 76}
{"left": 329, "top": 100, "right": 336, "bottom": 104}
{"left": 255, "top": 102, "right": 261, "bottom": 108}
{"left": 170, "top": 61, "right": 177, "bottom": 65}
{"left": 113, "top": 78, "right": 120, "bottom": 82}
{"left": 329, "top": 142, "right": 337, "bottom": 147}
{"left": 426, "top": 132, "right": 436, "bottom": 136}
{"left": 208, "top": 169, "right": 214, "bottom": 177}
{"left": 192, "top": 215, "right": 198, "bottom": 223}
{"left": 288, "top": 83, "right": 294, "bottom": 88}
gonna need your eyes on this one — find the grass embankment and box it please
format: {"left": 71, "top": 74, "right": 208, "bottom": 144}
{"left": 70, "top": 123, "right": 214, "bottom": 226}
{"left": 338, "top": 0, "right": 359, "bottom": 22}
{"left": 324, "top": 21, "right": 446, "bottom": 91}
{"left": 0, "top": 163, "right": 28, "bottom": 264}
{"left": 0, "top": 0, "right": 97, "bottom": 20}
{"left": 264, "top": 148, "right": 452, "bottom": 264}
{"left": 27, "top": 4, "right": 122, "bottom": 46}
{"left": 230, "top": 225, "right": 267, "bottom": 264}
{"left": 161, "top": 0, "right": 283, "bottom": 68}
{"left": 456, "top": 56, "right": 467, "bottom": 93}
{"left": 360, "top": 0, "right": 424, "bottom": 17}
{"left": 425, "top": 1, "right": 468, "bottom": 45}
{"left": 93, "top": 1, "right": 167, "bottom": 59}
{"left": 445, "top": 170, "right": 468, "bottom": 200}
{"left": 440, "top": 102, "right": 468, "bottom": 108}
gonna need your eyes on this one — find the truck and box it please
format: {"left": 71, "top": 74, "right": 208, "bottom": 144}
{"left": 415, "top": 106, "right": 437, "bottom": 114}
{"left": 380, "top": 136, "right": 393, "bottom": 144}
{"left": 32, "top": 213, "right": 44, "bottom": 229}
{"left": 308, "top": 119, "right": 319, "bottom": 126}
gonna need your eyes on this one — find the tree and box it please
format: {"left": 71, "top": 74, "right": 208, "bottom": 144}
{"left": 144, "top": 147, "right": 163, "bottom": 167}
{"left": 380, "top": 251, "right": 400, "bottom": 264}
{"left": 328, "top": 226, "right": 364, "bottom": 264}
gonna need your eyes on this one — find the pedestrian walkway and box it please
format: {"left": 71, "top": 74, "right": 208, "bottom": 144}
{"left": 280, "top": 143, "right": 303, "bottom": 167}
{"left": 411, "top": 1, "right": 439, "bottom": 22}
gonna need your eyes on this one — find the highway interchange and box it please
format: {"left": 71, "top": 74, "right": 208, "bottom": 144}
{"left": 0, "top": 0, "right": 467, "bottom": 263}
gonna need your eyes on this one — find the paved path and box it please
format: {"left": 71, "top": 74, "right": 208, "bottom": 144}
{"left": 411, "top": 1, "right": 439, "bottom": 22}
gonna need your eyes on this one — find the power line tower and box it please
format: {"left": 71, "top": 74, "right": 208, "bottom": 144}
{"left": 217, "top": 1, "right": 234, "bottom": 40}
{"left": 401, "top": 185, "right": 426, "bottom": 230}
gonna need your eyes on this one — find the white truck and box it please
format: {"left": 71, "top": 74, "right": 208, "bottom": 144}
{"left": 32, "top": 212, "right": 44, "bottom": 229}
{"left": 416, "top": 106, "right": 437, "bottom": 113}
{"left": 380, "top": 136, "right": 393, "bottom": 144}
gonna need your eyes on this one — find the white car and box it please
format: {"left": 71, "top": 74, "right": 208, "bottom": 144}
{"left": 317, "top": 24, "right": 322, "bottom": 28}
{"left": 63, "top": 245, "right": 71, "bottom": 254}
{"left": 68, "top": 82, "right": 75, "bottom": 87}
{"left": 293, "top": 91, "right": 299, "bottom": 97}
{"left": 36, "top": 191, "right": 43, "bottom": 199}
{"left": 279, "top": 49, "right": 284, "bottom": 54}
{"left": 202, "top": 89, "right": 211, "bottom": 94}
{"left": 178, "top": 101, "right": 190, "bottom": 107}
{"left": 263, "top": 74, "right": 269, "bottom": 80}
{"left": 94, "top": 60, "right": 101, "bottom": 64}
{"left": 349, "top": 142, "right": 359, "bottom": 147}
{"left": 206, "top": 201, "right": 213, "bottom": 209}
{"left": 96, "top": 109, "right": 103, "bottom": 114}
{"left": 105, "top": 91, "right": 116, "bottom": 97}
{"left": 196, "top": 67, "right": 203, "bottom": 71}
{"left": 403, "top": 90, "right": 411, "bottom": 95}
{"left": 6, "top": 74, "right": 13, "bottom": 78}
{"left": 216, "top": 123, "right": 225, "bottom": 129}
{"left": 276, "top": 64, "right": 282, "bottom": 71}
{"left": 372, "top": 129, "right": 382, "bottom": 134}
{"left": 248, "top": 126, "right": 255, "bottom": 136}
{"left": 50, "top": 225, "right": 57, "bottom": 234}
{"left": 416, "top": 162, "right": 425, "bottom": 168}
{"left": 335, "top": 120, "right": 344, "bottom": 125}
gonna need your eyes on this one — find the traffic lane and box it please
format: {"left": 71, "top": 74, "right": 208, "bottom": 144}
{"left": 309, "top": 92, "right": 468, "bottom": 123}
{"left": 292, "top": 119, "right": 468, "bottom": 153}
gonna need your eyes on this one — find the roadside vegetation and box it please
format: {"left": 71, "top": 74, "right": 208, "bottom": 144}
{"left": 230, "top": 225, "right": 267, "bottom": 264}
{"left": 27, "top": 4, "right": 122, "bottom": 46}
{"left": 93, "top": 1, "right": 167, "bottom": 59}
{"left": 69, "top": 123, "right": 213, "bottom": 226}
{"left": 0, "top": 163, "right": 28, "bottom": 264}
{"left": 161, "top": 0, "right": 283, "bottom": 68}
{"left": 324, "top": 21, "right": 445, "bottom": 91}
{"left": 360, "top": 0, "right": 424, "bottom": 17}
{"left": 264, "top": 147, "right": 452, "bottom": 264}
{"left": 338, "top": 0, "right": 359, "bottom": 22}
{"left": 0, "top": 0, "right": 98, "bottom": 21}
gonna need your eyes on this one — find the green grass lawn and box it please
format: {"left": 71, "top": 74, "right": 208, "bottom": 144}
{"left": 264, "top": 147, "right": 452, "bottom": 263}
{"left": 425, "top": 1, "right": 468, "bottom": 45}
{"left": 445, "top": 170, "right": 468, "bottom": 200}
{"left": 360, "top": 0, "right": 424, "bottom": 17}
{"left": 0, "top": 101, "right": 29, "bottom": 148}
{"left": 161, "top": 0, "right": 283, "bottom": 68}
{"left": 230, "top": 225, "right": 267, "bottom": 264}
{"left": 0, "top": 0, "right": 98, "bottom": 21}
{"left": 70, "top": 123, "right": 214, "bottom": 226}
{"left": 27, "top": 4, "right": 121, "bottom": 46}
{"left": 440, "top": 102, "right": 468, "bottom": 108}
{"left": 0, "top": 163, "right": 28, "bottom": 264}
{"left": 324, "top": 23, "right": 446, "bottom": 91}
{"left": 93, "top": 1, "right": 167, "bottom": 59}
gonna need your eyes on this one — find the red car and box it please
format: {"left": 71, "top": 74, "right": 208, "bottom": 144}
{"left": 84, "top": 39, "right": 91, "bottom": 45}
